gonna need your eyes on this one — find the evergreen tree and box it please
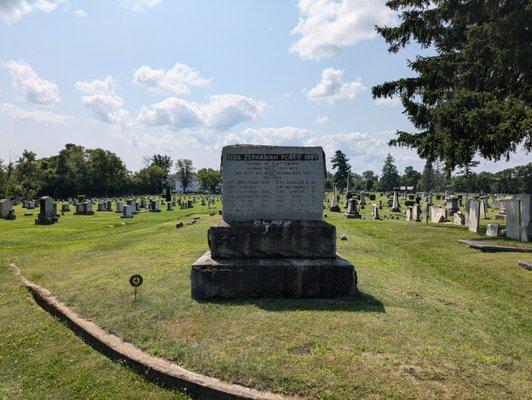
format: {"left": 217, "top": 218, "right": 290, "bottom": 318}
{"left": 373, "top": 0, "right": 531, "bottom": 173}
{"left": 331, "top": 150, "right": 351, "bottom": 190}
{"left": 419, "top": 161, "right": 435, "bottom": 192}
{"left": 380, "top": 153, "right": 401, "bottom": 191}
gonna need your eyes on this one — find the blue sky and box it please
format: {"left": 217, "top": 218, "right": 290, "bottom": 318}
{"left": 0, "top": 0, "right": 529, "bottom": 174}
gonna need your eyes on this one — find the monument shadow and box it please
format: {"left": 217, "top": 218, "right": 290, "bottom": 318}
{"left": 202, "top": 290, "right": 385, "bottom": 313}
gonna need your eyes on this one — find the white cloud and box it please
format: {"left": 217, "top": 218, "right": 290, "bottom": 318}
{"left": 73, "top": 8, "right": 87, "bottom": 18}
{"left": 120, "top": 0, "right": 164, "bottom": 11}
{"left": 290, "top": 0, "right": 394, "bottom": 60}
{"left": 0, "top": 0, "right": 65, "bottom": 23}
{"left": 133, "top": 62, "right": 212, "bottom": 96}
{"left": 75, "top": 76, "right": 130, "bottom": 125}
{"left": 314, "top": 115, "right": 329, "bottom": 124}
{"left": 75, "top": 76, "right": 117, "bottom": 95}
{"left": 2, "top": 59, "right": 60, "bottom": 105}
{"left": 218, "top": 127, "right": 311, "bottom": 147}
{"left": 374, "top": 96, "right": 401, "bottom": 107}
{"left": 136, "top": 94, "right": 266, "bottom": 132}
{"left": 0, "top": 102, "right": 73, "bottom": 124}
{"left": 305, "top": 131, "right": 387, "bottom": 160}
{"left": 307, "top": 68, "right": 365, "bottom": 104}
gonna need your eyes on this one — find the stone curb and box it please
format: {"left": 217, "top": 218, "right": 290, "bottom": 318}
{"left": 9, "top": 263, "right": 300, "bottom": 400}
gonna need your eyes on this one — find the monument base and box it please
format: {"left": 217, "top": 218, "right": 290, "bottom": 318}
{"left": 191, "top": 252, "right": 356, "bottom": 300}
{"left": 35, "top": 214, "right": 58, "bottom": 225}
{"left": 344, "top": 213, "right": 361, "bottom": 219}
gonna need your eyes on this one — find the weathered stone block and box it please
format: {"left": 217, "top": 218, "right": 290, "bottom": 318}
{"left": 208, "top": 220, "right": 336, "bottom": 259}
{"left": 486, "top": 224, "right": 499, "bottom": 237}
{"left": 191, "top": 252, "right": 356, "bottom": 300}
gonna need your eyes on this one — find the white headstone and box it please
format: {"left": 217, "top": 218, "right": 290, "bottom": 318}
{"left": 468, "top": 200, "right": 480, "bottom": 233}
{"left": 221, "top": 145, "right": 325, "bottom": 221}
{"left": 505, "top": 199, "right": 520, "bottom": 240}
{"left": 486, "top": 224, "right": 499, "bottom": 237}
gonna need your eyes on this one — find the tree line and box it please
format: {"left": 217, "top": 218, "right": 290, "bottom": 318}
{"left": 0, "top": 144, "right": 220, "bottom": 199}
{"left": 328, "top": 150, "right": 531, "bottom": 194}
{"left": 1, "top": 145, "right": 529, "bottom": 200}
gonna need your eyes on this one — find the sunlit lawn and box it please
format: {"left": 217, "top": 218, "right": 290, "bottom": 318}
{"left": 0, "top": 196, "right": 530, "bottom": 400}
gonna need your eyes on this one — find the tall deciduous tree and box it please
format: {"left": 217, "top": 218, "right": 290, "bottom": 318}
{"left": 14, "top": 150, "right": 40, "bottom": 199}
{"left": 176, "top": 159, "right": 194, "bottom": 193}
{"left": 373, "top": 0, "right": 531, "bottom": 173}
{"left": 331, "top": 150, "right": 351, "bottom": 190}
{"left": 133, "top": 165, "right": 166, "bottom": 194}
{"left": 196, "top": 168, "right": 221, "bottom": 193}
{"left": 0, "top": 159, "right": 7, "bottom": 198}
{"left": 151, "top": 154, "right": 173, "bottom": 176}
{"left": 401, "top": 166, "right": 421, "bottom": 188}
{"left": 457, "top": 160, "right": 480, "bottom": 193}
{"left": 380, "top": 153, "right": 400, "bottom": 191}
{"left": 361, "top": 170, "right": 378, "bottom": 191}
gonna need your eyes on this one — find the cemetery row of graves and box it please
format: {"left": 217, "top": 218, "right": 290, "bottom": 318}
{"left": 0, "top": 142, "right": 529, "bottom": 399}
{"left": 0, "top": 189, "right": 529, "bottom": 400}
{"left": 1, "top": 188, "right": 530, "bottom": 243}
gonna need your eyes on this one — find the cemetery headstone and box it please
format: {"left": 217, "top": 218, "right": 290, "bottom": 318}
{"left": 506, "top": 195, "right": 531, "bottom": 242}
{"left": 412, "top": 204, "right": 421, "bottom": 222}
{"left": 446, "top": 196, "right": 460, "bottom": 215}
{"left": 0, "top": 199, "right": 10, "bottom": 219}
{"left": 35, "top": 196, "right": 59, "bottom": 225}
{"left": 454, "top": 211, "right": 465, "bottom": 225}
{"left": 150, "top": 199, "right": 161, "bottom": 212}
{"left": 330, "top": 186, "right": 340, "bottom": 212}
{"left": 391, "top": 188, "right": 400, "bottom": 212}
{"left": 359, "top": 191, "right": 366, "bottom": 205}
{"left": 479, "top": 199, "right": 486, "bottom": 219}
{"left": 344, "top": 198, "right": 361, "bottom": 219}
{"left": 191, "top": 145, "right": 356, "bottom": 300}
{"left": 122, "top": 205, "right": 134, "bottom": 218}
{"left": 405, "top": 206, "right": 412, "bottom": 221}
{"left": 371, "top": 204, "right": 380, "bottom": 220}
{"left": 486, "top": 224, "right": 499, "bottom": 237}
{"left": 468, "top": 200, "right": 480, "bottom": 233}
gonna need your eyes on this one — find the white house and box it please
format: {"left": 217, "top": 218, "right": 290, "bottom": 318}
{"left": 168, "top": 173, "right": 201, "bottom": 193}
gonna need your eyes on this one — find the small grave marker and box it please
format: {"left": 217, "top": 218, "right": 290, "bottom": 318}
{"left": 129, "top": 274, "right": 143, "bottom": 300}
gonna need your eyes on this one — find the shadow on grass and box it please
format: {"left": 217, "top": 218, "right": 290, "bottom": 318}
{"left": 205, "top": 290, "right": 385, "bottom": 313}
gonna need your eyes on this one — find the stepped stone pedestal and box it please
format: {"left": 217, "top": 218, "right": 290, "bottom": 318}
{"left": 190, "top": 145, "right": 357, "bottom": 300}
{"left": 191, "top": 251, "right": 356, "bottom": 300}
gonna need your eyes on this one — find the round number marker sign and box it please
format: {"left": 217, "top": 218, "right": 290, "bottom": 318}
{"left": 129, "top": 274, "right": 143, "bottom": 287}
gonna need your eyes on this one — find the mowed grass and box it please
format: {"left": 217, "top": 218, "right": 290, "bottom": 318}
{"left": 0, "top": 246, "right": 191, "bottom": 399}
{"left": 0, "top": 196, "right": 531, "bottom": 400}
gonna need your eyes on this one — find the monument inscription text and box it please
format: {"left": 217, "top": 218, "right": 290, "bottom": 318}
{"left": 221, "top": 145, "right": 325, "bottom": 221}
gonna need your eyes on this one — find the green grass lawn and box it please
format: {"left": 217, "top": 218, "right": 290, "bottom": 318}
{"left": 1, "top": 197, "right": 530, "bottom": 400}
